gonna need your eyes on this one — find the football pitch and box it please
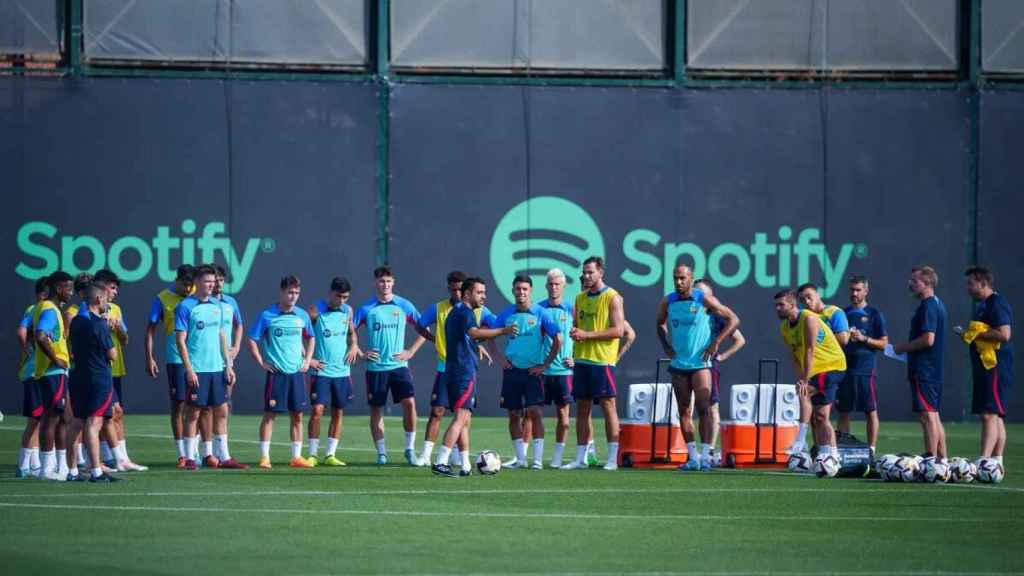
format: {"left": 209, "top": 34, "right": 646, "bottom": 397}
{"left": 1, "top": 415, "right": 1021, "bottom": 575}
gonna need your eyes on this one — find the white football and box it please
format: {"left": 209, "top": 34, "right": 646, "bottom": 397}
{"left": 976, "top": 457, "right": 1005, "bottom": 484}
{"left": 475, "top": 450, "right": 502, "bottom": 475}
{"left": 787, "top": 452, "right": 813, "bottom": 474}
{"left": 875, "top": 454, "right": 899, "bottom": 476}
{"left": 892, "top": 456, "right": 919, "bottom": 482}
{"left": 923, "top": 459, "right": 950, "bottom": 483}
{"left": 949, "top": 457, "right": 976, "bottom": 484}
{"left": 814, "top": 453, "right": 840, "bottom": 478}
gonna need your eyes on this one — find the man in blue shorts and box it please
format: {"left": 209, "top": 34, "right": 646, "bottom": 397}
{"left": 249, "top": 275, "right": 315, "bottom": 469}
{"left": 306, "top": 277, "right": 360, "bottom": 467}
{"left": 840, "top": 275, "right": 888, "bottom": 453}
{"left": 963, "top": 266, "right": 1013, "bottom": 469}
{"left": 893, "top": 266, "right": 948, "bottom": 466}
{"left": 538, "top": 268, "right": 575, "bottom": 468}
{"left": 176, "top": 265, "right": 240, "bottom": 470}
{"left": 795, "top": 283, "right": 849, "bottom": 453}
{"left": 693, "top": 279, "right": 746, "bottom": 466}
{"left": 354, "top": 266, "right": 432, "bottom": 466}
{"left": 431, "top": 277, "right": 516, "bottom": 477}
{"left": 211, "top": 265, "right": 246, "bottom": 468}
{"left": 415, "top": 271, "right": 496, "bottom": 468}
{"left": 15, "top": 278, "right": 47, "bottom": 478}
{"left": 145, "top": 264, "right": 195, "bottom": 466}
{"left": 492, "top": 275, "right": 562, "bottom": 469}
{"left": 33, "top": 271, "right": 73, "bottom": 480}
{"left": 657, "top": 265, "right": 740, "bottom": 471}
{"left": 65, "top": 282, "right": 119, "bottom": 482}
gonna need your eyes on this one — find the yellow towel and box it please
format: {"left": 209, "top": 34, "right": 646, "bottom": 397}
{"left": 961, "top": 320, "right": 1000, "bottom": 370}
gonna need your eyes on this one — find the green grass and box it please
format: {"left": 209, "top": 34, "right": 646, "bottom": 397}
{"left": 1, "top": 415, "right": 1022, "bottom": 575}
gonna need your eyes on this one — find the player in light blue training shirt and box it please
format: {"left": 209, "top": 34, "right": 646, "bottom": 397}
{"left": 248, "top": 275, "right": 315, "bottom": 469}
{"left": 353, "top": 266, "right": 432, "bottom": 466}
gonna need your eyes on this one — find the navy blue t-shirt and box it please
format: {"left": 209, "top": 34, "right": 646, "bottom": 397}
{"left": 908, "top": 296, "right": 946, "bottom": 383}
{"left": 843, "top": 305, "right": 888, "bottom": 375}
{"left": 69, "top": 311, "right": 114, "bottom": 390}
{"left": 972, "top": 292, "right": 1014, "bottom": 374}
{"left": 444, "top": 302, "right": 479, "bottom": 383}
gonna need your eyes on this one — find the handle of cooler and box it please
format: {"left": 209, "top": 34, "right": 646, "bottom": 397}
{"left": 651, "top": 358, "right": 673, "bottom": 462}
{"left": 755, "top": 358, "right": 781, "bottom": 464}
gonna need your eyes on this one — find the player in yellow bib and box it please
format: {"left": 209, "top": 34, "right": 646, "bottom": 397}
{"left": 33, "top": 272, "right": 74, "bottom": 480}
{"left": 561, "top": 257, "right": 626, "bottom": 471}
{"left": 775, "top": 290, "right": 846, "bottom": 458}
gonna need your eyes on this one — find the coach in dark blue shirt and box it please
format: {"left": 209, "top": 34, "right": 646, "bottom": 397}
{"left": 840, "top": 275, "right": 888, "bottom": 452}
{"left": 894, "top": 266, "right": 948, "bottom": 463}
{"left": 964, "top": 266, "right": 1013, "bottom": 465}
{"left": 67, "top": 282, "right": 119, "bottom": 482}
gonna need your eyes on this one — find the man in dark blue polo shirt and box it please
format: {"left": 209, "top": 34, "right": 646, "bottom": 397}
{"left": 964, "top": 266, "right": 1013, "bottom": 468}
{"left": 65, "top": 282, "right": 120, "bottom": 482}
{"left": 840, "top": 275, "right": 888, "bottom": 453}
{"left": 431, "top": 277, "right": 516, "bottom": 477}
{"left": 894, "top": 266, "right": 947, "bottom": 465}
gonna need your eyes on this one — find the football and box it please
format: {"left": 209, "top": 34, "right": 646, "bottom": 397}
{"left": 922, "top": 459, "right": 950, "bottom": 483}
{"left": 892, "top": 456, "right": 919, "bottom": 482}
{"left": 875, "top": 454, "right": 899, "bottom": 477}
{"left": 814, "top": 453, "right": 840, "bottom": 478}
{"left": 475, "top": 450, "right": 502, "bottom": 475}
{"left": 787, "top": 452, "right": 813, "bottom": 473}
{"left": 976, "top": 457, "right": 1005, "bottom": 484}
{"left": 949, "top": 457, "right": 976, "bottom": 483}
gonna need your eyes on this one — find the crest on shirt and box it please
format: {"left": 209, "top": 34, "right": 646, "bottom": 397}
{"left": 274, "top": 328, "right": 284, "bottom": 337}
{"left": 196, "top": 321, "right": 205, "bottom": 330}
{"left": 268, "top": 399, "right": 277, "bottom": 407}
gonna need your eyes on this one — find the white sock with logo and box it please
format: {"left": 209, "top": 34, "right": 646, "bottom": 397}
{"left": 291, "top": 442, "right": 302, "bottom": 459}
{"left": 375, "top": 439, "right": 386, "bottom": 456}
{"left": 575, "top": 445, "right": 587, "bottom": 465}
{"left": 532, "top": 439, "right": 544, "bottom": 466}
{"left": 551, "top": 442, "right": 565, "bottom": 465}
{"left": 461, "top": 451, "right": 472, "bottom": 472}
{"left": 514, "top": 439, "right": 527, "bottom": 462}
{"left": 686, "top": 441, "right": 698, "bottom": 462}
{"left": 30, "top": 448, "right": 40, "bottom": 471}
{"left": 308, "top": 438, "right": 320, "bottom": 457}
{"left": 404, "top": 432, "right": 416, "bottom": 451}
{"left": 326, "top": 437, "right": 339, "bottom": 457}
{"left": 422, "top": 441, "right": 435, "bottom": 463}
{"left": 202, "top": 441, "right": 214, "bottom": 458}
{"left": 176, "top": 439, "right": 186, "bottom": 458}
{"left": 17, "top": 448, "right": 30, "bottom": 471}
{"left": 214, "top": 435, "right": 231, "bottom": 461}
{"left": 259, "top": 441, "right": 270, "bottom": 458}
{"left": 606, "top": 442, "right": 619, "bottom": 466}
{"left": 436, "top": 446, "right": 452, "bottom": 466}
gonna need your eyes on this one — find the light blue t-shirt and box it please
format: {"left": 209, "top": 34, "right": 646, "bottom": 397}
{"left": 354, "top": 296, "right": 420, "bottom": 372}
{"left": 19, "top": 305, "right": 36, "bottom": 381}
{"left": 667, "top": 289, "right": 712, "bottom": 371}
{"left": 538, "top": 299, "right": 574, "bottom": 376}
{"left": 312, "top": 300, "right": 352, "bottom": 378}
{"left": 249, "top": 304, "right": 313, "bottom": 375}
{"left": 216, "top": 293, "right": 243, "bottom": 342}
{"left": 175, "top": 296, "right": 226, "bottom": 373}
{"left": 492, "top": 303, "right": 560, "bottom": 370}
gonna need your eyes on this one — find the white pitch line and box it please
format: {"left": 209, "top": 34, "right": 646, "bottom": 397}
{"left": 0, "top": 501, "right": 1019, "bottom": 523}
{"left": 2, "top": 485, "right": 1023, "bottom": 498}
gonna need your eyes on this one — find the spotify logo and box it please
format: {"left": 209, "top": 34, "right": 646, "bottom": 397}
{"left": 490, "top": 196, "right": 605, "bottom": 305}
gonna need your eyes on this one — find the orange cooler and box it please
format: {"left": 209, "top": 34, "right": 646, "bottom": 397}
{"left": 720, "top": 421, "right": 799, "bottom": 468}
{"left": 618, "top": 421, "right": 688, "bottom": 468}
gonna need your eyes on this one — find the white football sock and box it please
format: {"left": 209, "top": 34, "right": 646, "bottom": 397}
{"left": 56, "top": 451, "right": 68, "bottom": 476}
{"left": 700, "top": 444, "right": 711, "bottom": 461}
{"left": 259, "top": 441, "right": 270, "bottom": 458}
{"left": 532, "top": 439, "right": 544, "bottom": 465}
{"left": 119, "top": 440, "right": 129, "bottom": 458}
{"left": 797, "top": 423, "right": 808, "bottom": 443}
{"left": 291, "top": 442, "right": 302, "bottom": 459}
{"left": 185, "top": 437, "right": 198, "bottom": 461}
{"left": 422, "top": 441, "right": 435, "bottom": 462}
{"left": 451, "top": 449, "right": 461, "bottom": 466}
{"left": 587, "top": 441, "right": 597, "bottom": 457}
{"left": 514, "top": 439, "right": 527, "bottom": 462}
{"left": 404, "top": 432, "right": 416, "bottom": 451}
{"left": 176, "top": 439, "right": 186, "bottom": 458}
{"left": 40, "top": 450, "right": 54, "bottom": 476}
{"left": 551, "top": 442, "right": 565, "bottom": 465}
{"left": 575, "top": 445, "right": 587, "bottom": 465}
{"left": 325, "top": 437, "right": 339, "bottom": 457}
{"left": 375, "top": 439, "right": 386, "bottom": 456}
{"left": 202, "top": 441, "right": 213, "bottom": 458}
{"left": 77, "top": 444, "right": 86, "bottom": 466}
{"left": 101, "top": 441, "right": 113, "bottom": 462}
{"left": 686, "top": 441, "right": 697, "bottom": 462}
{"left": 30, "top": 448, "right": 40, "bottom": 471}
{"left": 214, "top": 435, "right": 231, "bottom": 460}
{"left": 461, "top": 452, "right": 471, "bottom": 471}
{"left": 113, "top": 443, "right": 128, "bottom": 463}
{"left": 995, "top": 455, "right": 1004, "bottom": 465}
{"left": 436, "top": 446, "right": 452, "bottom": 466}
{"left": 308, "top": 438, "right": 320, "bottom": 457}
{"left": 91, "top": 467, "right": 103, "bottom": 479}
{"left": 606, "top": 442, "right": 619, "bottom": 465}
{"left": 17, "top": 448, "right": 30, "bottom": 471}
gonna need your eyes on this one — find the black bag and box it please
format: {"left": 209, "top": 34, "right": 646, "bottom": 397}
{"left": 812, "top": 432, "right": 874, "bottom": 478}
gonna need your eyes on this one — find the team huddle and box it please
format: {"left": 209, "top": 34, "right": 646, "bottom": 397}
{"left": 12, "top": 254, "right": 1013, "bottom": 481}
